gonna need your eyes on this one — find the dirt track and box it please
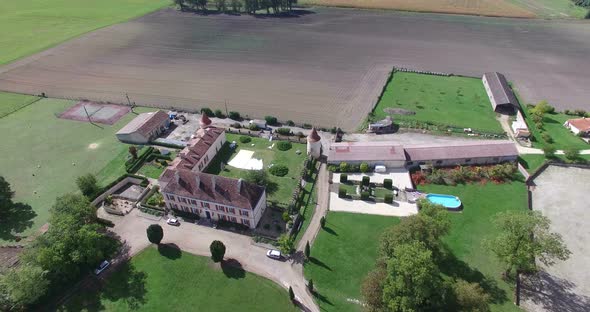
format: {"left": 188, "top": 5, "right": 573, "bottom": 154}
{"left": 0, "top": 8, "right": 589, "bottom": 130}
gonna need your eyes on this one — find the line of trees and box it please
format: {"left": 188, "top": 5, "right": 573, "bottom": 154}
{"left": 173, "top": 0, "right": 298, "bottom": 14}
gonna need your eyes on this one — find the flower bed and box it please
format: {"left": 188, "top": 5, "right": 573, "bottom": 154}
{"left": 411, "top": 163, "right": 517, "bottom": 186}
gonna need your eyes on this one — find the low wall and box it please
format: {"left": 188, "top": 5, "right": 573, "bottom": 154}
{"left": 91, "top": 177, "right": 145, "bottom": 207}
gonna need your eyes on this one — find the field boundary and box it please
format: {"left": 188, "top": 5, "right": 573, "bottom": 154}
{"left": 0, "top": 96, "right": 41, "bottom": 119}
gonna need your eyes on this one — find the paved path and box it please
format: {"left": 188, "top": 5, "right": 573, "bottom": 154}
{"left": 296, "top": 162, "right": 329, "bottom": 250}
{"left": 329, "top": 193, "right": 418, "bottom": 217}
{"left": 100, "top": 208, "right": 319, "bottom": 312}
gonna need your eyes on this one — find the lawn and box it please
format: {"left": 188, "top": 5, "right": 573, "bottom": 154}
{"left": 0, "top": 91, "right": 40, "bottom": 118}
{"left": 59, "top": 245, "right": 298, "bottom": 311}
{"left": 371, "top": 72, "right": 503, "bottom": 133}
{"left": 205, "top": 133, "right": 307, "bottom": 206}
{"left": 293, "top": 163, "right": 319, "bottom": 246}
{"left": 519, "top": 154, "right": 590, "bottom": 174}
{"left": 305, "top": 181, "right": 528, "bottom": 312}
{"left": 510, "top": 0, "right": 588, "bottom": 18}
{"left": 304, "top": 213, "right": 400, "bottom": 312}
{"left": 0, "top": 96, "right": 154, "bottom": 242}
{"left": 0, "top": 0, "right": 169, "bottom": 66}
{"left": 524, "top": 111, "right": 589, "bottom": 150}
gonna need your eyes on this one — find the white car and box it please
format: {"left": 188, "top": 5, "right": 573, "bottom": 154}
{"left": 266, "top": 249, "right": 282, "bottom": 260}
{"left": 94, "top": 260, "right": 110, "bottom": 275}
{"left": 167, "top": 218, "right": 180, "bottom": 226}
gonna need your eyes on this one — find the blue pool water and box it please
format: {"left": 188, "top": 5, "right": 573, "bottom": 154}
{"left": 425, "top": 194, "right": 462, "bottom": 209}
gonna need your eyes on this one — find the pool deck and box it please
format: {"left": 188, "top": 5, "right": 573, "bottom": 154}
{"left": 329, "top": 193, "right": 418, "bottom": 217}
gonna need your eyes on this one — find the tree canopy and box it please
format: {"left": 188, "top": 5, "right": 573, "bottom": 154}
{"left": 147, "top": 224, "right": 164, "bottom": 245}
{"left": 76, "top": 173, "right": 99, "bottom": 198}
{"left": 210, "top": 240, "right": 226, "bottom": 263}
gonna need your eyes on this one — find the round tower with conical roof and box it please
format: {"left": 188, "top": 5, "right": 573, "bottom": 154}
{"left": 200, "top": 113, "right": 212, "bottom": 129}
{"left": 307, "top": 128, "right": 322, "bottom": 159}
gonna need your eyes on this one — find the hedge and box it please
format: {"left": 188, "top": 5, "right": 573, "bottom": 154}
{"left": 276, "top": 128, "right": 292, "bottom": 136}
{"left": 201, "top": 108, "right": 213, "bottom": 117}
{"left": 362, "top": 176, "right": 370, "bottom": 186}
{"left": 384, "top": 194, "right": 393, "bottom": 204}
{"left": 340, "top": 173, "right": 348, "bottom": 183}
{"left": 360, "top": 191, "right": 370, "bottom": 200}
{"left": 126, "top": 146, "right": 155, "bottom": 173}
{"left": 338, "top": 186, "right": 347, "bottom": 198}
{"left": 265, "top": 116, "right": 278, "bottom": 126}
{"left": 91, "top": 173, "right": 148, "bottom": 201}
{"left": 277, "top": 141, "right": 292, "bottom": 151}
{"left": 383, "top": 179, "right": 393, "bottom": 189}
{"left": 269, "top": 164, "right": 289, "bottom": 177}
{"left": 229, "top": 111, "right": 241, "bottom": 120}
{"left": 239, "top": 136, "right": 252, "bottom": 143}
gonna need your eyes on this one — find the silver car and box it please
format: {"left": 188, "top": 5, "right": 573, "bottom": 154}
{"left": 266, "top": 249, "right": 282, "bottom": 260}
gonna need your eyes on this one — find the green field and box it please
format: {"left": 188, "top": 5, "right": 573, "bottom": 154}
{"left": 206, "top": 133, "right": 307, "bottom": 206}
{"left": 59, "top": 245, "right": 297, "bottom": 311}
{"left": 293, "top": 164, "right": 319, "bottom": 246}
{"left": 0, "top": 0, "right": 169, "bottom": 66}
{"left": 524, "top": 111, "right": 589, "bottom": 150}
{"left": 305, "top": 181, "right": 527, "bottom": 312}
{"left": 510, "top": 0, "right": 589, "bottom": 18}
{"left": 0, "top": 91, "right": 40, "bottom": 118}
{"left": 371, "top": 72, "right": 503, "bottom": 133}
{"left": 0, "top": 96, "right": 154, "bottom": 242}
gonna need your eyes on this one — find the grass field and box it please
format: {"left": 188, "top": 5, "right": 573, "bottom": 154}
{"left": 293, "top": 165, "right": 319, "bottom": 246}
{"left": 59, "top": 245, "right": 298, "bottom": 311}
{"left": 0, "top": 91, "right": 40, "bottom": 118}
{"left": 510, "top": 0, "right": 588, "bottom": 18}
{"left": 371, "top": 72, "right": 503, "bottom": 133}
{"left": 524, "top": 111, "right": 589, "bottom": 150}
{"left": 206, "top": 134, "right": 307, "bottom": 206}
{"left": 305, "top": 181, "right": 528, "bottom": 312}
{"left": 0, "top": 0, "right": 169, "bottom": 66}
{"left": 0, "top": 96, "right": 154, "bottom": 242}
{"left": 300, "top": 0, "right": 535, "bottom": 17}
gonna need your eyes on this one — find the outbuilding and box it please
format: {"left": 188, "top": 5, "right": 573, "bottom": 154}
{"left": 482, "top": 72, "right": 520, "bottom": 113}
{"left": 116, "top": 110, "right": 170, "bottom": 144}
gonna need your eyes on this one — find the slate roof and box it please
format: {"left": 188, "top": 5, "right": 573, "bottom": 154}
{"left": 483, "top": 72, "right": 519, "bottom": 109}
{"left": 404, "top": 141, "right": 518, "bottom": 161}
{"left": 116, "top": 110, "right": 168, "bottom": 137}
{"left": 328, "top": 141, "right": 406, "bottom": 162}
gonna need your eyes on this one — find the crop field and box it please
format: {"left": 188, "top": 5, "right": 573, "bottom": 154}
{"left": 0, "top": 8, "right": 589, "bottom": 130}
{"left": 300, "top": 0, "right": 535, "bottom": 18}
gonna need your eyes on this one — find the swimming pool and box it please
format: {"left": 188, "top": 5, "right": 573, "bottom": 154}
{"left": 425, "top": 194, "right": 462, "bottom": 209}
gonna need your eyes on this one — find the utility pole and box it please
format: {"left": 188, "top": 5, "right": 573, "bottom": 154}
{"left": 225, "top": 100, "right": 229, "bottom": 117}
{"left": 83, "top": 104, "right": 92, "bottom": 124}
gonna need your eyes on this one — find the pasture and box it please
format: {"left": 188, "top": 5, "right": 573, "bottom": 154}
{"left": 0, "top": 0, "right": 169, "bottom": 66}
{"left": 371, "top": 72, "right": 503, "bottom": 133}
{"left": 1, "top": 8, "right": 589, "bottom": 130}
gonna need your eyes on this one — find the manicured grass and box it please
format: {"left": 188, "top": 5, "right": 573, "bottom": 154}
{"left": 206, "top": 133, "right": 307, "bottom": 206}
{"left": 525, "top": 111, "right": 589, "bottom": 150}
{"left": 294, "top": 165, "right": 319, "bottom": 246}
{"left": 0, "top": 97, "right": 154, "bottom": 242}
{"left": 338, "top": 183, "right": 358, "bottom": 196}
{"left": 304, "top": 213, "right": 400, "bottom": 312}
{"left": 0, "top": 91, "right": 40, "bottom": 118}
{"left": 371, "top": 72, "right": 503, "bottom": 133}
{"left": 0, "top": 0, "right": 169, "bottom": 66}
{"left": 518, "top": 154, "right": 547, "bottom": 173}
{"left": 137, "top": 162, "right": 165, "bottom": 179}
{"left": 59, "top": 245, "right": 298, "bottom": 311}
{"left": 306, "top": 181, "right": 528, "bottom": 312}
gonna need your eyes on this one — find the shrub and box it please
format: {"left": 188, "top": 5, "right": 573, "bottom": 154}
{"left": 384, "top": 194, "right": 393, "bottom": 204}
{"left": 328, "top": 165, "right": 337, "bottom": 172}
{"left": 340, "top": 173, "right": 348, "bottom": 183}
{"left": 269, "top": 164, "right": 289, "bottom": 177}
{"left": 248, "top": 123, "right": 259, "bottom": 131}
{"left": 214, "top": 109, "right": 225, "bottom": 118}
{"left": 320, "top": 216, "right": 326, "bottom": 228}
{"left": 265, "top": 115, "right": 278, "bottom": 126}
{"left": 575, "top": 109, "right": 587, "bottom": 117}
{"left": 232, "top": 122, "right": 242, "bottom": 129}
{"left": 360, "top": 162, "right": 370, "bottom": 173}
{"left": 362, "top": 176, "right": 370, "bottom": 186}
{"left": 286, "top": 120, "right": 295, "bottom": 126}
{"left": 339, "top": 162, "right": 349, "bottom": 173}
{"left": 302, "top": 123, "right": 312, "bottom": 129}
{"left": 338, "top": 186, "right": 347, "bottom": 198}
{"left": 263, "top": 223, "right": 271, "bottom": 230}
{"left": 146, "top": 224, "right": 163, "bottom": 244}
{"left": 564, "top": 109, "right": 571, "bottom": 115}
{"left": 330, "top": 127, "right": 338, "bottom": 134}
{"left": 543, "top": 145, "right": 557, "bottom": 158}
{"left": 210, "top": 240, "right": 226, "bottom": 263}
{"left": 239, "top": 136, "right": 252, "bottom": 143}
{"left": 535, "top": 121, "right": 544, "bottom": 130}
{"left": 76, "top": 173, "right": 98, "bottom": 197}
{"left": 229, "top": 111, "right": 241, "bottom": 120}
{"left": 541, "top": 132, "right": 553, "bottom": 144}
{"left": 277, "top": 141, "right": 292, "bottom": 151}
{"left": 360, "top": 191, "right": 370, "bottom": 200}
{"left": 276, "top": 128, "right": 292, "bottom": 136}
{"left": 282, "top": 211, "right": 291, "bottom": 222}
{"left": 564, "top": 149, "right": 580, "bottom": 161}
{"left": 295, "top": 131, "right": 305, "bottom": 138}
{"left": 201, "top": 107, "right": 213, "bottom": 117}
{"left": 383, "top": 179, "right": 393, "bottom": 189}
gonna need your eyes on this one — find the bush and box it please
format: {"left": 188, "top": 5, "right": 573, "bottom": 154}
{"left": 239, "top": 136, "right": 252, "bottom": 143}
{"left": 201, "top": 107, "right": 213, "bottom": 117}
{"left": 543, "top": 145, "right": 557, "bottom": 158}
{"left": 340, "top": 173, "right": 348, "bottom": 183}
{"left": 338, "top": 186, "right": 347, "bottom": 198}
{"left": 76, "top": 173, "right": 98, "bottom": 197}
{"left": 360, "top": 162, "right": 370, "bottom": 173}
{"left": 360, "top": 191, "right": 370, "bottom": 200}
{"left": 574, "top": 109, "right": 587, "bottom": 117}
{"left": 276, "top": 128, "right": 292, "bottom": 136}
{"left": 146, "top": 224, "right": 163, "bottom": 244}
{"left": 277, "top": 141, "right": 292, "bottom": 151}
{"left": 328, "top": 165, "right": 337, "bottom": 172}
{"left": 269, "top": 164, "right": 289, "bottom": 177}
{"left": 383, "top": 179, "right": 393, "bottom": 189}
{"left": 232, "top": 122, "right": 242, "bottom": 129}
{"left": 535, "top": 121, "right": 544, "bottom": 130}
{"left": 384, "top": 194, "right": 393, "bottom": 204}
{"left": 229, "top": 111, "right": 241, "bottom": 120}
{"left": 339, "top": 162, "right": 349, "bottom": 173}
{"left": 541, "top": 132, "right": 553, "bottom": 144}
{"left": 210, "top": 240, "right": 226, "bottom": 263}
{"left": 564, "top": 148, "right": 580, "bottom": 161}
{"left": 564, "top": 109, "right": 571, "bottom": 115}
{"left": 295, "top": 131, "right": 305, "bottom": 138}
{"left": 320, "top": 216, "right": 326, "bottom": 228}
{"left": 265, "top": 115, "right": 278, "bottom": 126}
{"left": 282, "top": 211, "right": 291, "bottom": 222}
{"left": 302, "top": 123, "right": 312, "bottom": 129}
{"left": 214, "top": 109, "right": 225, "bottom": 118}
{"left": 362, "top": 176, "right": 370, "bottom": 186}
{"left": 286, "top": 120, "right": 295, "bottom": 126}
{"left": 248, "top": 123, "right": 259, "bottom": 131}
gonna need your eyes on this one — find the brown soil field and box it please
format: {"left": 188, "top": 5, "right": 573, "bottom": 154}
{"left": 300, "top": 0, "right": 536, "bottom": 18}
{"left": 0, "top": 8, "right": 589, "bottom": 130}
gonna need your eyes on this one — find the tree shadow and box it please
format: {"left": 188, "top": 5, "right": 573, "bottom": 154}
{"left": 253, "top": 9, "right": 316, "bottom": 19}
{"left": 266, "top": 180, "right": 279, "bottom": 195}
{"left": 309, "top": 257, "right": 332, "bottom": 271}
{"left": 313, "top": 291, "right": 334, "bottom": 306}
{"left": 157, "top": 243, "right": 182, "bottom": 260}
{"left": 322, "top": 226, "right": 338, "bottom": 236}
{"left": 521, "top": 271, "right": 590, "bottom": 312}
{"left": 0, "top": 202, "right": 37, "bottom": 241}
{"left": 221, "top": 258, "right": 246, "bottom": 279}
{"left": 101, "top": 263, "right": 148, "bottom": 310}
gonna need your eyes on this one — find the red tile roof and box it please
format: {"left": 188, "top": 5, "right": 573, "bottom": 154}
{"left": 160, "top": 169, "right": 265, "bottom": 210}
{"left": 328, "top": 141, "right": 406, "bottom": 162}
{"left": 200, "top": 113, "right": 212, "bottom": 127}
{"left": 567, "top": 118, "right": 590, "bottom": 132}
{"left": 308, "top": 128, "right": 321, "bottom": 143}
{"left": 116, "top": 110, "right": 169, "bottom": 137}
{"left": 170, "top": 127, "right": 224, "bottom": 171}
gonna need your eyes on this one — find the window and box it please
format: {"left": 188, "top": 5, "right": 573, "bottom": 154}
{"left": 190, "top": 199, "right": 197, "bottom": 205}
{"left": 242, "top": 219, "right": 250, "bottom": 226}
{"left": 166, "top": 194, "right": 176, "bottom": 201}
{"left": 180, "top": 197, "right": 187, "bottom": 204}
{"left": 203, "top": 203, "right": 210, "bottom": 208}
{"left": 228, "top": 207, "right": 235, "bottom": 214}
{"left": 231, "top": 217, "right": 237, "bottom": 222}
{"left": 241, "top": 210, "right": 249, "bottom": 217}
{"left": 172, "top": 203, "right": 178, "bottom": 209}
{"left": 465, "top": 159, "right": 471, "bottom": 163}
{"left": 436, "top": 160, "right": 442, "bottom": 164}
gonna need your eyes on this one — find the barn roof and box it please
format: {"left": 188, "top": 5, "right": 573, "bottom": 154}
{"left": 116, "top": 110, "right": 168, "bottom": 137}
{"left": 404, "top": 141, "right": 518, "bottom": 161}
{"left": 483, "top": 72, "right": 519, "bottom": 109}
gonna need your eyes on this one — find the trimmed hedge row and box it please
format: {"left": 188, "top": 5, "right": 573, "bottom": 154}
{"left": 91, "top": 173, "right": 148, "bottom": 201}
{"left": 126, "top": 146, "right": 155, "bottom": 173}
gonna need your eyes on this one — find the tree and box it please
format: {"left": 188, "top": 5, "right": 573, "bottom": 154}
{"left": 50, "top": 193, "right": 96, "bottom": 225}
{"left": 215, "top": 0, "right": 227, "bottom": 11}
{"left": 382, "top": 241, "right": 442, "bottom": 311}
{"left": 146, "top": 224, "right": 164, "bottom": 245}
{"left": 542, "top": 144, "right": 556, "bottom": 158}
{"left": 360, "top": 162, "right": 369, "bottom": 173}
{"left": 564, "top": 148, "right": 580, "bottom": 162}
{"left": 244, "top": 169, "right": 269, "bottom": 187}
{"left": 361, "top": 262, "right": 386, "bottom": 312}
{"left": 128, "top": 146, "right": 138, "bottom": 159}
{"left": 288, "top": 286, "right": 295, "bottom": 302}
{"left": 0, "top": 264, "right": 49, "bottom": 308}
{"left": 196, "top": 0, "right": 208, "bottom": 11}
{"left": 277, "top": 234, "right": 294, "bottom": 255}
{"left": 230, "top": 0, "right": 243, "bottom": 12}
{"left": 0, "top": 176, "right": 15, "bottom": 216}
{"left": 210, "top": 240, "right": 226, "bottom": 262}
{"left": 320, "top": 216, "right": 326, "bottom": 228}
{"left": 304, "top": 241, "right": 310, "bottom": 259}
{"left": 173, "top": 0, "right": 186, "bottom": 11}
{"left": 76, "top": 173, "right": 99, "bottom": 197}
{"left": 307, "top": 279, "right": 314, "bottom": 293}
{"left": 453, "top": 279, "right": 490, "bottom": 312}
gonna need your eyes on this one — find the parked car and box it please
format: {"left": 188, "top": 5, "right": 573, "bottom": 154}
{"left": 266, "top": 249, "right": 282, "bottom": 260}
{"left": 166, "top": 218, "right": 180, "bottom": 226}
{"left": 94, "top": 260, "right": 110, "bottom": 275}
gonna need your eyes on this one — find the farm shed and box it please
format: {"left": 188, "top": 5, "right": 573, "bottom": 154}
{"left": 482, "top": 72, "right": 520, "bottom": 113}
{"left": 404, "top": 141, "right": 518, "bottom": 167}
{"left": 116, "top": 110, "right": 170, "bottom": 144}
{"left": 327, "top": 141, "right": 407, "bottom": 167}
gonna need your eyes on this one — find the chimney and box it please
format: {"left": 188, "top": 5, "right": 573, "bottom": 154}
{"left": 195, "top": 174, "right": 200, "bottom": 189}
{"left": 174, "top": 170, "right": 180, "bottom": 183}
{"left": 237, "top": 178, "right": 243, "bottom": 193}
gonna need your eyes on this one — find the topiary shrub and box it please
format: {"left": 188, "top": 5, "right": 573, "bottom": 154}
{"left": 201, "top": 107, "right": 213, "bottom": 117}
{"left": 339, "top": 162, "right": 349, "bottom": 173}
{"left": 384, "top": 194, "right": 393, "bottom": 204}
{"left": 248, "top": 123, "right": 259, "bottom": 131}
{"left": 277, "top": 141, "right": 292, "bottom": 151}
{"left": 360, "top": 191, "right": 370, "bottom": 200}
{"left": 269, "top": 164, "right": 289, "bottom": 177}
{"left": 282, "top": 211, "right": 291, "bottom": 222}
{"left": 276, "top": 128, "right": 292, "bottom": 136}
{"left": 229, "top": 111, "right": 241, "bottom": 120}
{"left": 286, "top": 120, "right": 295, "bottom": 126}
{"left": 340, "top": 173, "right": 348, "bottom": 183}
{"left": 265, "top": 115, "right": 278, "bottom": 126}
{"left": 239, "top": 136, "right": 252, "bottom": 143}
{"left": 303, "top": 123, "right": 312, "bottom": 129}
{"left": 232, "top": 122, "right": 242, "bottom": 129}
{"left": 360, "top": 162, "right": 370, "bottom": 173}
{"left": 362, "top": 176, "right": 370, "bottom": 186}
{"left": 214, "top": 109, "right": 225, "bottom": 118}
{"left": 338, "top": 186, "right": 347, "bottom": 198}
{"left": 383, "top": 179, "right": 393, "bottom": 189}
